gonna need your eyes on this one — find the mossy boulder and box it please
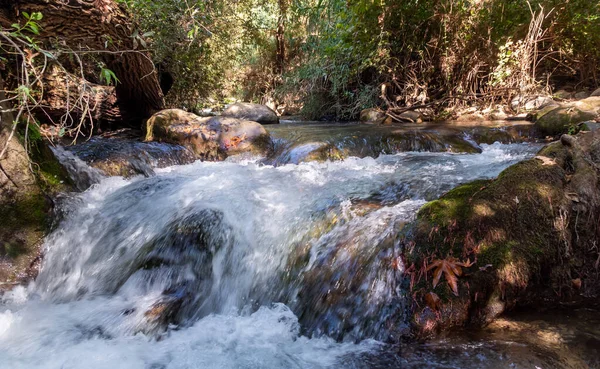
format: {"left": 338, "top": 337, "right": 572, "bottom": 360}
{"left": 407, "top": 130, "right": 600, "bottom": 338}
{"left": 553, "top": 89, "right": 574, "bottom": 100}
{"left": 1, "top": 84, "right": 70, "bottom": 291}
{"left": 0, "top": 136, "right": 59, "bottom": 290}
{"left": 28, "top": 139, "right": 73, "bottom": 193}
{"left": 0, "top": 194, "right": 50, "bottom": 289}
{"left": 221, "top": 102, "right": 279, "bottom": 125}
{"left": 534, "top": 106, "right": 597, "bottom": 136}
{"left": 146, "top": 109, "right": 273, "bottom": 160}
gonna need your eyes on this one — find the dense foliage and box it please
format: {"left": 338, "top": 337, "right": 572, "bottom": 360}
{"left": 121, "top": 0, "right": 600, "bottom": 118}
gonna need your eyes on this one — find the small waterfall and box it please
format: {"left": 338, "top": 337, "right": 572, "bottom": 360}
{"left": 38, "top": 143, "right": 538, "bottom": 331}
{"left": 51, "top": 147, "right": 105, "bottom": 191}
{"left": 265, "top": 123, "right": 538, "bottom": 165}
{"left": 1, "top": 127, "right": 545, "bottom": 368}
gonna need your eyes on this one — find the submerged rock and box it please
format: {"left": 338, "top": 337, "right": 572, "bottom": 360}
{"left": 273, "top": 141, "right": 345, "bottom": 164}
{"left": 221, "top": 102, "right": 279, "bottom": 125}
{"left": 287, "top": 205, "right": 410, "bottom": 342}
{"left": 128, "top": 209, "right": 236, "bottom": 334}
{"left": 267, "top": 125, "right": 489, "bottom": 165}
{"left": 466, "top": 124, "right": 539, "bottom": 144}
{"left": 407, "top": 130, "right": 600, "bottom": 338}
{"left": 146, "top": 109, "right": 273, "bottom": 160}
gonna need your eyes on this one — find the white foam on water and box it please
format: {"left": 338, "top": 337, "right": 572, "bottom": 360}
{"left": 0, "top": 301, "right": 377, "bottom": 369}
{"left": 0, "top": 142, "right": 541, "bottom": 369}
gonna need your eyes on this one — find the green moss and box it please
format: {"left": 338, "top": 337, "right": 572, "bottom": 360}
{"left": 418, "top": 179, "right": 491, "bottom": 226}
{"left": 304, "top": 143, "right": 345, "bottom": 162}
{"left": 28, "top": 140, "right": 73, "bottom": 193}
{"left": 478, "top": 240, "right": 516, "bottom": 267}
{"left": 249, "top": 133, "right": 275, "bottom": 156}
{"left": 0, "top": 193, "right": 48, "bottom": 282}
{"left": 537, "top": 141, "right": 564, "bottom": 158}
{"left": 0, "top": 194, "right": 47, "bottom": 240}
{"left": 535, "top": 107, "right": 596, "bottom": 136}
{"left": 410, "top": 156, "right": 567, "bottom": 312}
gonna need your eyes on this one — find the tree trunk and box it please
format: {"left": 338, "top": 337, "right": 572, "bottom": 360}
{"left": 274, "top": 0, "right": 288, "bottom": 75}
{"left": 42, "top": 65, "right": 122, "bottom": 132}
{"left": 1, "top": 0, "right": 164, "bottom": 124}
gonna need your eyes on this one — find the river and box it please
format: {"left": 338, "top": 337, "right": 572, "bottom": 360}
{"left": 1, "top": 123, "right": 597, "bottom": 368}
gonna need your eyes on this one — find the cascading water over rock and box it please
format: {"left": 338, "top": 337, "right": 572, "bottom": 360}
{"left": 0, "top": 124, "right": 547, "bottom": 368}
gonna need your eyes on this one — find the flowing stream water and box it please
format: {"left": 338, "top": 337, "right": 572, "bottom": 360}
{"left": 0, "top": 123, "right": 596, "bottom": 368}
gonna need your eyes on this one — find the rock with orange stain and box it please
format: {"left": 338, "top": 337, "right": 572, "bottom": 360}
{"left": 146, "top": 109, "right": 272, "bottom": 160}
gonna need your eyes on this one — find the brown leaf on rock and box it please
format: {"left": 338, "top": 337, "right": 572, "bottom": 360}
{"left": 426, "top": 257, "right": 474, "bottom": 296}
{"left": 424, "top": 292, "right": 441, "bottom": 311}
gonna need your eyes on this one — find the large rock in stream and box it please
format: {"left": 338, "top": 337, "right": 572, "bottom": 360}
{"left": 64, "top": 134, "right": 196, "bottom": 179}
{"left": 407, "top": 129, "right": 600, "bottom": 338}
{"left": 221, "top": 102, "right": 279, "bottom": 125}
{"left": 534, "top": 97, "right": 600, "bottom": 136}
{"left": 146, "top": 109, "right": 273, "bottom": 160}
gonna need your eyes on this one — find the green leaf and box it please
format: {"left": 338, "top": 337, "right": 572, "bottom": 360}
{"left": 27, "top": 23, "right": 40, "bottom": 35}
{"left": 99, "top": 67, "right": 120, "bottom": 85}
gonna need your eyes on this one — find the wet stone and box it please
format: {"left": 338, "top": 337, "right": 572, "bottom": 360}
{"left": 64, "top": 137, "right": 197, "bottom": 178}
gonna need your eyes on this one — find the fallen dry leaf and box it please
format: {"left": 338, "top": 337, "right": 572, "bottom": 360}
{"left": 424, "top": 292, "right": 441, "bottom": 311}
{"left": 426, "top": 257, "right": 474, "bottom": 296}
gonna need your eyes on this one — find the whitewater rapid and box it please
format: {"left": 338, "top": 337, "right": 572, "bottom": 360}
{"left": 0, "top": 142, "right": 541, "bottom": 369}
